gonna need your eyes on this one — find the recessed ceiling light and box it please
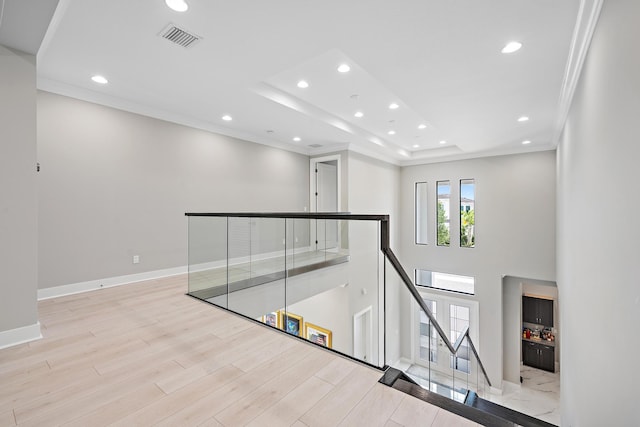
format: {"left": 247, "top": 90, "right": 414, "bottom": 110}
{"left": 389, "top": 103, "right": 399, "bottom": 110}
{"left": 522, "top": 140, "right": 532, "bottom": 145}
{"left": 413, "top": 144, "right": 420, "bottom": 148}
{"left": 222, "top": 115, "right": 232, "bottom": 121}
{"left": 337, "top": 64, "right": 351, "bottom": 73}
{"left": 297, "top": 80, "right": 309, "bottom": 89}
{"left": 439, "top": 140, "right": 447, "bottom": 145}
{"left": 91, "top": 75, "right": 108, "bottom": 84}
{"left": 388, "top": 130, "right": 396, "bottom": 135}
{"left": 418, "top": 124, "right": 427, "bottom": 129}
{"left": 354, "top": 111, "right": 364, "bottom": 118}
{"left": 293, "top": 137, "right": 301, "bottom": 142}
{"left": 502, "top": 41, "right": 522, "bottom": 54}
{"left": 165, "top": 0, "right": 188, "bottom": 12}
{"left": 517, "top": 116, "right": 530, "bottom": 122}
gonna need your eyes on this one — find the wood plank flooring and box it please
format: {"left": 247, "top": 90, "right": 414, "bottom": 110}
{"left": 0, "top": 275, "right": 480, "bottom": 426}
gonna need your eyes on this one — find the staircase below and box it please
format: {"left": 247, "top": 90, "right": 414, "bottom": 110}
{"left": 380, "top": 368, "right": 558, "bottom": 427}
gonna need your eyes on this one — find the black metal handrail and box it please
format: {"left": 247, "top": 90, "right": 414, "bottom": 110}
{"left": 185, "top": 212, "right": 389, "bottom": 221}
{"left": 383, "top": 247, "right": 492, "bottom": 387}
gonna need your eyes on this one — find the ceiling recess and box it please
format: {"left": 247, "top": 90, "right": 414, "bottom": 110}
{"left": 159, "top": 23, "right": 201, "bottom": 48}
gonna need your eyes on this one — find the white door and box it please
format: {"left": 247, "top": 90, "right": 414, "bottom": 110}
{"left": 415, "top": 292, "right": 478, "bottom": 378}
{"left": 316, "top": 162, "right": 337, "bottom": 212}
{"left": 314, "top": 161, "right": 338, "bottom": 250}
{"left": 354, "top": 307, "right": 372, "bottom": 363}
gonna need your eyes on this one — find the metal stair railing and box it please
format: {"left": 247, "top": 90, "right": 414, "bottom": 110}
{"left": 382, "top": 247, "right": 492, "bottom": 387}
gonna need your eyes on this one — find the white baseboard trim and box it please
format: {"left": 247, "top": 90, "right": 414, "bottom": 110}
{"left": 0, "top": 322, "right": 42, "bottom": 350}
{"left": 37, "top": 266, "right": 188, "bottom": 301}
{"left": 489, "top": 385, "right": 503, "bottom": 395}
{"left": 37, "top": 246, "right": 320, "bottom": 301}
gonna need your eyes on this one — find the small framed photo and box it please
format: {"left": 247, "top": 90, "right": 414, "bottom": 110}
{"left": 262, "top": 312, "right": 279, "bottom": 328}
{"left": 304, "top": 322, "right": 332, "bottom": 348}
{"left": 279, "top": 311, "right": 303, "bottom": 337}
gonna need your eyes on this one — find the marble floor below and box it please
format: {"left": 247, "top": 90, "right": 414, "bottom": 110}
{"left": 399, "top": 362, "right": 560, "bottom": 426}
{"left": 484, "top": 365, "right": 560, "bottom": 425}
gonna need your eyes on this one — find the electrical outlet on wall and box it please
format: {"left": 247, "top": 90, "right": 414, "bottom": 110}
{"left": 133, "top": 255, "right": 140, "bottom": 264}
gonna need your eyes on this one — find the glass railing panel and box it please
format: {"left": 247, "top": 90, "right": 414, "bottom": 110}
{"left": 451, "top": 335, "right": 469, "bottom": 401}
{"left": 477, "top": 355, "right": 486, "bottom": 397}
{"left": 228, "top": 217, "right": 286, "bottom": 320}
{"left": 284, "top": 219, "right": 382, "bottom": 367}
{"left": 468, "top": 340, "right": 479, "bottom": 395}
{"left": 384, "top": 252, "right": 487, "bottom": 404}
{"left": 187, "top": 216, "right": 228, "bottom": 308}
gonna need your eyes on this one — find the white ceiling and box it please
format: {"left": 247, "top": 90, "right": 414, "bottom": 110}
{"left": 7, "top": 0, "right": 593, "bottom": 165}
{"left": 0, "top": 0, "right": 58, "bottom": 55}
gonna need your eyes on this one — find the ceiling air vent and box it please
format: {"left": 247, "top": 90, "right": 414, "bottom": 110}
{"left": 308, "top": 144, "right": 323, "bottom": 148}
{"left": 159, "top": 23, "right": 201, "bottom": 48}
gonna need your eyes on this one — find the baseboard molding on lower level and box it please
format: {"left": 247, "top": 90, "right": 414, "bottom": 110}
{"left": 0, "top": 322, "right": 42, "bottom": 350}
{"left": 37, "top": 266, "right": 188, "bottom": 301}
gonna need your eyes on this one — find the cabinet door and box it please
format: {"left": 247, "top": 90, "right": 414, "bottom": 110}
{"left": 539, "top": 345, "right": 555, "bottom": 372}
{"left": 523, "top": 296, "right": 554, "bottom": 326}
{"left": 538, "top": 298, "right": 554, "bottom": 327}
{"left": 522, "top": 297, "right": 538, "bottom": 324}
{"left": 522, "top": 342, "right": 538, "bottom": 367}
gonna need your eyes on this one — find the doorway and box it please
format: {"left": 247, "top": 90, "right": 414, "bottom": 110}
{"left": 414, "top": 291, "right": 479, "bottom": 379}
{"left": 353, "top": 306, "right": 373, "bottom": 363}
{"left": 310, "top": 155, "right": 341, "bottom": 251}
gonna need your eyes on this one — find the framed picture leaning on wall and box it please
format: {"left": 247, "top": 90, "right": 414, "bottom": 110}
{"left": 262, "top": 312, "right": 279, "bottom": 328}
{"left": 279, "top": 311, "right": 303, "bottom": 337}
{"left": 304, "top": 322, "right": 332, "bottom": 348}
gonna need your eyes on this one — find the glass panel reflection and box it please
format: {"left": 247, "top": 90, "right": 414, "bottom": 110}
{"left": 187, "top": 216, "right": 228, "bottom": 308}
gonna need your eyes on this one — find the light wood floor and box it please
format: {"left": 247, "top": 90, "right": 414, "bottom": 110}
{"left": 0, "top": 275, "right": 480, "bottom": 426}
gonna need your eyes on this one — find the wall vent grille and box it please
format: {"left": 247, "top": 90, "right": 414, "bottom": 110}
{"left": 159, "top": 23, "right": 201, "bottom": 48}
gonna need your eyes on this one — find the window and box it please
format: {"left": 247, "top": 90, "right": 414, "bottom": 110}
{"left": 436, "top": 181, "right": 450, "bottom": 246}
{"left": 460, "top": 179, "right": 475, "bottom": 248}
{"left": 415, "top": 269, "right": 475, "bottom": 295}
{"left": 415, "top": 182, "right": 428, "bottom": 245}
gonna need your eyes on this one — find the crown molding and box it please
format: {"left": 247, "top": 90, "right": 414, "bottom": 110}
{"left": 37, "top": 78, "right": 311, "bottom": 156}
{"left": 553, "top": 0, "right": 604, "bottom": 144}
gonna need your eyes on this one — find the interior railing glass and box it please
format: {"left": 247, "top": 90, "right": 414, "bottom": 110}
{"left": 186, "top": 213, "right": 387, "bottom": 368}
{"left": 186, "top": 212, "right": 491, "bottom": 402}
{"left": 384, "top": 248, "right": 490, "bottom": 402}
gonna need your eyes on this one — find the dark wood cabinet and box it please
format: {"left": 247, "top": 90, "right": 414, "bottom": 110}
{"left": 522, "top": 341, "right": 538, "bottom": 367}
{"left": 522, "top": 340, "right": 555, "bottom": 372}
{"left": 539, "top": 344, "right": 555, "bottom": 372}
{"left": 522, "top": 296, "right": 553, "bottom": 326}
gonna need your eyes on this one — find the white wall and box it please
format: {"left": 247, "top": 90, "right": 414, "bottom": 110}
{"left": 399, "top": 151, "right": 556, "bottom": 387}
{"left": 346, "top": 151, "right": 402, "bottom": 365}
{"left": 37, "top": 91, "right": 310, "bottom": 290}
{"left": 288, "top": 286, "right": 351, "bottom": 357}
{"left": 0, "top": 46, "right": 39, "bottom": 342}
{"left": 502, "top": 277, "right": 523, "bottom": 384}
{"left": 557, "top": 0, "right": 640, "bottom": 424}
